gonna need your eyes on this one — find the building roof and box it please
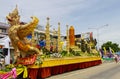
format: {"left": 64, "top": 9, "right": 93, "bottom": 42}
{"left": 0, "top": 22, "right": 9, "bottom": 29}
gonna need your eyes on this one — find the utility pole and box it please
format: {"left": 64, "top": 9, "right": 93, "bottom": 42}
{"left": 88, "top": 24, "right": 108, "bottom": 49}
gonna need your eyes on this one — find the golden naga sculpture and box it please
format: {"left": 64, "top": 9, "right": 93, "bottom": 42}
{"left": 6, "top": 6, "right": 42, "bottom": 60}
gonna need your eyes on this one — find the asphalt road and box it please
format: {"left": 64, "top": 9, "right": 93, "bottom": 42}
{"left": 46, "top": 62, "right": 120, "bottom": 79}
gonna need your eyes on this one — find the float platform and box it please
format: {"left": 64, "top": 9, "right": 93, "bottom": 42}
{"left": 28, "top": 56, "right": 102, "bottom": 79}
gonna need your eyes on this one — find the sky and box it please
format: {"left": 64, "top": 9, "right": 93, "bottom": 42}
{"left": 0, "top": 0, "right": 120, "bottom": 47}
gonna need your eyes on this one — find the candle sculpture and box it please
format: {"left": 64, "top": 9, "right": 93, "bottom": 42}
{"left": 45, "top": 17, "right": 50, "bottom": 51}
{"left": 57, "top": 22, "right": 61, "bottom": 52}
{"left": 69, "top": 26, "right": 75, "bottom": 47}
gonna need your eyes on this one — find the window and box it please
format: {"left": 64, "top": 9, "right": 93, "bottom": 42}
{"left": 2, "top": 29, "right": 6, "bottom": 33}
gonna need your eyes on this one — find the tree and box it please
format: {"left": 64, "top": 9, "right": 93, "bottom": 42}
{"left": 101, "top": 41, "right": 120, "bottom": 53}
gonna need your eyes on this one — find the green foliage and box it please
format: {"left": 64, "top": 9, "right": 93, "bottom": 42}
{"left": 69, "top": 48, "right": 81, "bottom": 56}
{"left": 93, "top": 39, "right": 97, "bottom": 46}
{"left": 35, "top": 55, "right": 43, "bottom": 65}
{"left": 86, "top": 45, "right": 90, "bottom": 53}
{"left": 60, "top": 50, "right": 73, "bottom": 57}
{"left": 41, "top": 47, "right": 50, "bottom": 55}
{"left": 1, "top": 64, "right": 14, "bottom": 72}
{"left": 81, "top": 39, "right": 86, "bottom": 52}
{"left": 80, "top": 39, "right": 97, "bottom": 53}
{"left": 61, "top": 50, "right": 68, "bottom": 56}
{"left": 40, "top": 45, "right": 99, "bottom": 58}
{"left": 90, "top": 39, "right": 97, "bottom": 49}
{"left": 101, "top": 41, "right": 120, "bottom": 52}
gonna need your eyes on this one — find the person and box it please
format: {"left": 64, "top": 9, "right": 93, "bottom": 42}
{"left": 99, "top": 49, "right": 104, "bottom": 58}
{"left": 114, "top": 54, "right": 119, "bottom": 63}
{"left": 39, "top": 39, "right": 46, "bottom": 48}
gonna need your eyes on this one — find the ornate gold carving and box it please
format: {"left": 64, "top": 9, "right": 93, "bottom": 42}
{"left": 6, "top": 6, "right": 42, "bottom": 63}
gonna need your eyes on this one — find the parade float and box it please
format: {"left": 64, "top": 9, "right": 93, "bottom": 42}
{"left": 0, "top": 6, "right": 102, "bottom": 79}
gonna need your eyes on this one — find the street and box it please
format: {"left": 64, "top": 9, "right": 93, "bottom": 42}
{"left": 46, "top": 62, "right": 120, "bottom": 79}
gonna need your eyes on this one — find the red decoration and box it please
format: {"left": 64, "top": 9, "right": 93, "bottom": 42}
{"left": 17, "top": 54, "right": 37, "bottom": 65}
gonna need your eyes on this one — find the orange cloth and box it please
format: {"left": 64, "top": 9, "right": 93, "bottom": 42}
{"left": 17, "top": 41, "right": 30, "bottom": 52}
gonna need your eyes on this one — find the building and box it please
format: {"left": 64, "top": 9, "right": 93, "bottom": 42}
{"left": 0, "top": 22, "right": 9, "bottom": 48}
{"left": 0, "top": 22, "right": 10, "bottom": 64}
{"left": 0, "top": 22, "right": 9, "bottom": 38}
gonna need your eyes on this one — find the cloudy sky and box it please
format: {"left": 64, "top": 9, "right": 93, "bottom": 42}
{"left": 0, "top": 0, "right": 120, "bottom": 47}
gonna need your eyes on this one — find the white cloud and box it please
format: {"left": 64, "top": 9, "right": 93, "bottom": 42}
{"left": 0, "top": 0, "right": 120, "bottom": 46}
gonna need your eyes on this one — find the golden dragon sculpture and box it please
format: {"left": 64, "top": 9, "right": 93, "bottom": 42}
{"left": 6, "top": 6, "right": 42, "bottom": 62}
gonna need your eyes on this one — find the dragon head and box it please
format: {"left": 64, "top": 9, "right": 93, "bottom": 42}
{"left": 6, "top": 5, "right": 20, "bottom": 26}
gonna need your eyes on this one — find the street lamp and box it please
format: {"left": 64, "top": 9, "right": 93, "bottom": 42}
{"left": 88, "top": 24, "right": 108, "bottom": 49}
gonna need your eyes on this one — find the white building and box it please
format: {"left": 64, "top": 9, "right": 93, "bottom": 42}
{"left": 0, "top": 22, "right": 11, "bottom": 64}
{"left": 0, "top": 36, "right": 11, "bottom": 64}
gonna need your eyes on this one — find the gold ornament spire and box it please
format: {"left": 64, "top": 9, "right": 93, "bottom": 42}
{"left": 58, "top": 22, "right": 61, "bottom": 52}
{"left": 6, "top": 5, "right": 20, "bottom": 25}
{"left": 45, "top": 17, "right": 50, "bottom": 51}
{"left": 69, "top": 26, "right": 75, "bottom": 47}
{"left": 10, "top": 5, "right": 19, "bottom": 17}
{"left": 66, "top": 25, "right": 69, "bottom": 54}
